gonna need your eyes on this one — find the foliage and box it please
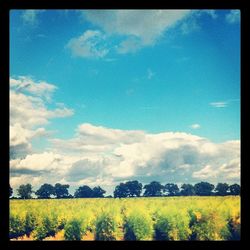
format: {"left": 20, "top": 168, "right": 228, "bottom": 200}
{"left": 164, "top": 183, "right": 179, "bottom": 196}
{"left": 229, "top": 184, "right": 240, "bottom": 195}
{"left": 124, "top": 209, "right": 153, "bottom": 240}
{"left": 95, "top": 210, "right": 122, "bottom": 240}
{"left": 114, "top": 181, "right": 142, "bottom": 198}
{"left": 194, "top": 182, "right": 214, "bottom": 196}
{"left": 35, "top": 183, "right": 55, "bottom": 199}
{"left": 64, "top": 219, "right": 82, "bottom": 240}
{"left": 33, "top": 214, "right": 58, "bottom": 240}
{"left": 10, "top": 185, "right": 13, "bottom": 197}
{"left": 9, "top": 213, "right": 26, "bottom": 238}
{"left": 54, "top": 183, "right": 70, "bottom": 198}
{"left": 154, "top": 208, "right": 191, "bottom": 240}
{"left": 189, "top": 209, "right": 230, "bottom": 240}
{"left": 143, "top": 181, "right": 164, "bottom": 197}
{"left": 9, "top": 196, "right": 240, "bottom": 241}
{"left": 92, "top": 186, "right": 106, "bottom": 198}
{"left": 180, "top": 184, "right": 195, "bottom": 196}
{"left": 74, "top": 185, "right": 93, "bottom": 198}
{"left": 17, "top": 184, "right": 33, "bottom": 199}
{"left": 215, "top": 183, "right": 229, "bottom": 196}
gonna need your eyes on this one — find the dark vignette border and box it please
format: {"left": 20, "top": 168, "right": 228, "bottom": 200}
{"left": 0, "top": 0, "right": 248, "bottom": 249}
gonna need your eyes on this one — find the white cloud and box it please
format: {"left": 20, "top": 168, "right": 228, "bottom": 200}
{"left": 10, "top": 76, "right": 57, "bottom": 100}
{"left": 190, "top": 124, "right": 201, "bottom": 129}
{"left": 77, "top": 10, "right": 192, "bottom": 55}
{"left": 21, "top": 10, "right": 44, "bottom": 25}
{"left": 84, "top": 10, "right": 191, "bottom": 45}
{"left": 10, "top": 76, "right": 74, "bottom": 159}
{"left": 65, "top": 10, "right": 222, "bottom": 57}
{"left": 210, "top": 101, "right": 228, "bottom": 108}
{"left": 12, "top": 123, "right": 239, "bottom": 191}
{"left": 10, "top": 91, "right": 74, "bottom": 128}
{"left": 226, "top": 10, "right": 240, "bottom": 24}
{"left": 192, "top": 165, "right": 217, "bottom": 178}
{"left": 66, "top": 30, "right": 109, "bottom": 58}
{"left": 116, "top": 37, "right": 142, "bottom": 54}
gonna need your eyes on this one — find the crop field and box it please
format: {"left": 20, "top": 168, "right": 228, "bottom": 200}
{"left": 9, "top": 196, "right": 240, "bottom": 241}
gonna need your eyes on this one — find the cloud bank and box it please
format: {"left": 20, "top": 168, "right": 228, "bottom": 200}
{"left": 10, "top": 122, "right": 240, "bottom": 194}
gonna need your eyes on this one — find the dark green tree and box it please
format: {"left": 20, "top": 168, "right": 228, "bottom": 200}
{"left": 180, "top": 184, "right": 195, "bottom": 196}
{"left": 164, "top": 183, "right": 179, "bottom": 196}
{"left": 229, "top": 184, "right": 240, "bottom": 195}
{"left": 194, "top": 182, "right": 214, "bottom": 196}
{"left": 143, "top": 181, "right": 164, "bottom": 197}
{"left": 54, "top": 183, "right": 70, "bottom": 198}
{"left": 17, "top": 184, "right": 33, "bottom": 199}
{"left": 35, "top": 184, "right": 55, "bottom": 199}
{"left": 126, "top": 180, "right": 143, "bottom": 197}
{"left": 10, "top": 185, "right": 13, "bottom": 198}
{"left": 114, "top": 183, "right": 129, "bottom": 198}
{"left": 92, "top": 186, "right": 106, "bottom": 197}
{"left": 215, "top": 183, "right": 229, "bottom": 196}
{"left": 74, "top": 185, "right": 93, "bottom": 198}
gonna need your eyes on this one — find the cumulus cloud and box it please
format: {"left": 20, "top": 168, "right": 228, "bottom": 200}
{"left": 10, "top": 76, "right": 74, "bottom": 159}
{"left": 226, "top": 10, "right": 240, "bottom": 24}
{"left": 66, "top": 30, "right": 109, "bottom": 58}
{"left": 11, "top": 123, "right": 240, "bottom": 193}
{"left": 83, "top": 10, "right": 191, "bottom": 45}
{"left": 10, "top": 76, "right": 57, "bottom": 100}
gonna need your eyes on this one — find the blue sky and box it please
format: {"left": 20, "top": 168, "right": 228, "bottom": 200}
{"left": 10, "top": 10, "right": 240, "bottom": 194}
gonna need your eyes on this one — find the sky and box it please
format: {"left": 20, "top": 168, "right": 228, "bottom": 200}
{"left": 10, "top": 10, "right": 240, "bottom": 195}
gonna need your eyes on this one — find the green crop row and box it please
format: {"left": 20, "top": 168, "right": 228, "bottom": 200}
{"left": 9, "top": 196, "right": 240, "bottom": 241}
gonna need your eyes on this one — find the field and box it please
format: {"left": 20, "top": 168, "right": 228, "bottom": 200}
{"left": 10, "top": 196, "right": 240, "bottom": 241}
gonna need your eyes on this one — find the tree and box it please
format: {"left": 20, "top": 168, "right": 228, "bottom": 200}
{"left": 215, "top": 183, "right": 229, "bottom": 196}
{"left": 126, "top": 180, "right": 143, "bottom": 197}
{"left": 92, "top": 186, "right": 106, "bottom": 198}
{"left": 35, "top": 184, "right": 55, "bottom": 199}
{"left": 54, "top": 183, "right": 70, "bottom": 198}
{"left": 143, "top": 181, "right": 164, "bottom": 197}
{"left": 113, "top": 181, "right": 143, "bottom": 198}
{"left": 114, "top": 183, "right": 129, "bottom": 198}
{"left": 10, "top": 185, "right": 13, "bottom": 198}
{"left": 164, "top": 183, "right": 179, "bottom": 196}
{"left": 180, "top": 184, "right": 195, "bottom": 196}
{"left": 229, "top": 184, "right": 240, "bottom": 195}
{"left": 194, "top": 182, "right": 214, "bottom": 196}
{"left": 17, "top": 184, "right": 33, "bottom": 199}
{"left": 74, "top": 185, "right": 93, "bottom": 198}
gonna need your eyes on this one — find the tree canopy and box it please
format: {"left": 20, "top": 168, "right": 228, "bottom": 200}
{"left": 17, "top": 184, "right": 33, "bottom": 199}
{"left": 114, "top": 181, "right": 142, "bottom": 198}
{"left": 54, "top": 183, "right": 70, "bottom": 198}
{"left": 164, "top": 183, "right": 179, "bottom": 196}
{"left": 35, "top": 183, "right": 55, "bottom": 199}
{"left": 194, "top": 182, "right": 215, "bottom": 196}
{"left": 11, "top": 181, "right": 241, "bottom": 199}
{"left": 215, "top": 183, "right": 229, "bottom": 196}
{"left": 143, "top": 181, "right": 164, "bottom": 197}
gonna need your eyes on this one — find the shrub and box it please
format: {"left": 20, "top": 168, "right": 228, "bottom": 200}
{"left": 64, "top": 219, "right": 82, "bottom": 241}
{"left": 33, "top": 215, "right": 58, "bottom": 240}
{"left": 154, "top": 209, "right": 191, "bottom": 240}
{"left": 24, "top": 212, "right": 36, "bottom": 237}
{"left": 9, "top": 214, "right": 26, "bottom": 239}
{"left": 124, "top": 210, "right": 153, "bottom": 240}
{"left": 95, "top": 211, "right": 121, "bottom": 241}
{"left": 189, "top": 209, "right": 230, "bottom": 240}
{"left": 227, "top": 209, "right": 240, "bottom": 240}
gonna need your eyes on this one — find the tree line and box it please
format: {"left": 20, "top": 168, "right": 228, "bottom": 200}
{"left": 9, "top": 181, "right": 240, "bottom": 199}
